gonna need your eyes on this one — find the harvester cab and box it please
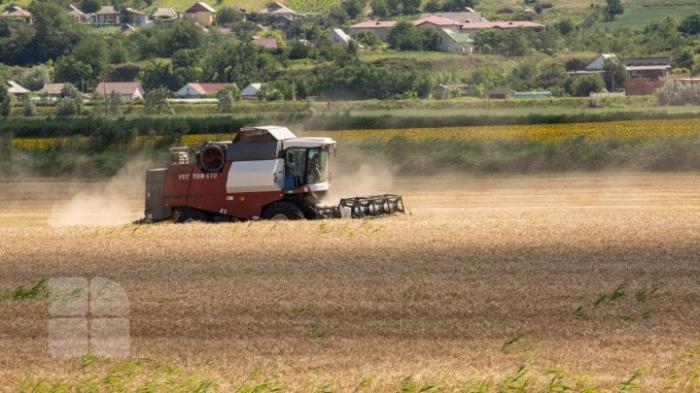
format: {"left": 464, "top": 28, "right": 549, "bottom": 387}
{"left": 144, "top": 126, "right": 405, "bottom": 222}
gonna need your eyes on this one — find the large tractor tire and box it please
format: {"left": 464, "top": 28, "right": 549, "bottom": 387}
{"left": 262, "top": 201, "right": 304, "bottom": 220}
{"left": 172, "top": 208, "right": 210, "bottom": 223}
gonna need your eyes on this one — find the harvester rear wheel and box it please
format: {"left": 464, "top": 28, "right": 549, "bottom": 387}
{"left": 262, "top": 202, "right": 304, "bottom": 221}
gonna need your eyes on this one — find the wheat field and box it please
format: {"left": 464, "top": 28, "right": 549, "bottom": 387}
{"left": 1, "top": 173, "right": 700, "bottom": 392}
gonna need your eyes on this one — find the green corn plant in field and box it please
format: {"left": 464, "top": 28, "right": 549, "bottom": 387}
{"left": 617, "top": 369, "right": 645, "bottom": 393}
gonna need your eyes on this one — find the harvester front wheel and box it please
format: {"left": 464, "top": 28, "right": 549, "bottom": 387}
{"left": 262, "top": 202, "right": 304, "bottom": 221}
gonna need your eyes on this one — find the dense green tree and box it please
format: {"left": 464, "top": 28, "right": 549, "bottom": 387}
{"left": 164, "top": 21, "right": 205, "bottom": 56}
{"left": 356, "top": 31, "right": 381, "bottom": 48}
{"left": 104, "top": 63, "right": 141, "bottom": 81}
{"left": 556, "top": 19, "right": 575, "bottom": 35}
{"left": 18, "top": 65, "right": 50, "bottom": 91}
{"left": 0, "top": 83, "right": 12, "bottom": 118}
{"left": 0, "top": 20, "right": 33, "bottom": 65}
{"left": 108, "top": 91, "right": 122, "bottom": 115}
{"left": 143, "top": 87, "right": 170, "bottom": 113}
{"left": 571, "top": 74, "right": 605, "bottom": 96}
{"left": 342, "top": 0, "right": 367, "bottom": 19}
{"left": 22, "top": 97, "right": 36, "bottom": 117}
{"left": 605, "top": 0, "right": 623, "bottom": 21}
{"left": 387, "top": 22, "right": 422, "bottom": 50}
{"left": 56, "top": 84, "right": 82, "bottom": 116}
{"left": 27, "top": 1, "right": 86, "bottom": 64}
{"left": 641, "top": 17, "right": 683, "bottom": 52}
{"left": 172, "top": 48, "right": 204, "bottom": 84}
{"left": 109, "top": 38, "right": 129, "bottom": 64}
{"left": 442, "top": 0, "right": 477, "bottom": 11}
{"left": 537, "top": 64, "right": 568, "bottom": 96}
{"left": 72, "top": 35, "right": 109, "bottom": 81}
{"left": 139, "top": 61, "right": 180, "bottom": 91}
{"left": 216, "top": 7, "right": 245, "bottom": 26}
{"left": 602, "top": 58, "right": 627, "bottom": 91}
{"left": 306, "top": 61, "right": 434, "bottom": 100}
{"left": 466, "top": 68, "right": 505, "bottom": 96}
{"left": 371, "top": 0, "right": 388, "bottom": 18}
{"left": 679, "top": 14, "right": 700, "bottom": 36}
{"left": 204, "top": 41, "right": 279, "bottom": 87}
{"left": 420, "top": 29, "right": 442, "bottom": 51}
{"left": 54, "top": 56, "right": 93, "bottom": 89}
{"left": 80, "top": 0, "right": 101, "bottom": 13}
{"left": 474, "top": 29, "right": 532, "bottom": 56}
{"left": 217, "top": 89, "right": 234, "bottom": 112}
{"left": 672, "top": 47, "right": 696, "bottom": 70}
{"left": 509, "top": 62, "right": 539, "bottom": 91}
{"left": 288, "top": 40, "right": 310, "bottom": 59}
{"left": 424, "top": 0, "right": 441, "bottom": 12}
{"left": 401, "top": 0, "right": 421, "bottom": 14}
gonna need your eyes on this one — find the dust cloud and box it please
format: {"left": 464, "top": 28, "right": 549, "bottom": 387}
{"left": 48, "top": 160, "right": 151, "bottom": 227}
{"left": 324, "top": 149, "right": 397, "bottom": 203}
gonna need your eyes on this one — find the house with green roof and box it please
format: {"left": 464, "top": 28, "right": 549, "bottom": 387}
{"left": 439, "top": 28, "right": 473, "bottom": 54}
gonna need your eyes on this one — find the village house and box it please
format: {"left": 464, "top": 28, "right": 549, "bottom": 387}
{"left": 623, "top": 57, "right": 671, "bottom": 96}
{"left": 438, "top": 28, "right": 473, "bottom": 53}
{"left": 176, "top": 83, "right": 237, "bottom": 98}
{"left": 38, "top": 83, "right": 69, "bottom": 100}
{"left": 6, "top": 81, "right": 29, "bottom": 97}
{"left": 623, "top": 57, "right": 671, "bottom": 79}
{"left": 122, "top": 7, "right": 148, "bottom": 26}
{"left": 585, "top": 54, "right": 616, "bottom": 72}
{"left": 259, "top": 2, "right": 301, "bottom": 28}
{"left": 241, "top": 83, "right": 263, "bottom": 100}
{"left": 0, "top": 5, "right": 32, "bottom": 25}
{"left": 94, "top": 81, "right": 144, "bottom": 102}
{"left": 329, "top": 28, "right": 353, "bottom": 45}
{"left": 349, "top": 20, "right": 397, "bottom": 41}
{"left": 90, "top": 6, "right": 119, "bottom": 25}
{"left": 184, "top": 2, "right": 216, "bottom": 26}
{"left": 350, "top": 13, "right": 542, "bottom": 43}
{"left": 67, "top": 4, "right": 87, "bottom": 22}
{"left": 251, "top": 36, "right": 278, "bottom": 51}
{"left": 413, "top": 15, "right": 463, "bottom": 32}
{"left": 152, "top": 7, "right": 178, "bottom": 22}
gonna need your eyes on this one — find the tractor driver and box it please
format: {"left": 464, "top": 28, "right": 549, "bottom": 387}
{"left": 307, "top": 153, "right": 322, "bottom": 184}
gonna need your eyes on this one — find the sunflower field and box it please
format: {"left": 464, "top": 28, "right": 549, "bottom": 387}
{"left": 10, "top": 118, "right": 700, "bottom": 151}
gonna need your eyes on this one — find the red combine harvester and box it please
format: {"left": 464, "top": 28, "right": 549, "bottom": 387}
{"left": 144, "top": 126, "right": 405, "bottom": 222}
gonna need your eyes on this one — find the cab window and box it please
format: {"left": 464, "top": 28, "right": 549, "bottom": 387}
{"left": 306, "top": 148, "right": 329, "bottom": 184}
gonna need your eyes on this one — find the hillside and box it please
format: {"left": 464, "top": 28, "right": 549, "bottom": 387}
{"left": 137, "top": 0, "right": 697, "bottom": 28}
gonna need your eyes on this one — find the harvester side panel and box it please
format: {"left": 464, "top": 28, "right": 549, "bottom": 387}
{"left": 162, "top": 162, "right": 286, "bottom": 219}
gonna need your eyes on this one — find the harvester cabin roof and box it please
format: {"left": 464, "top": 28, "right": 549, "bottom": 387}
{"left": 236, "top": 126, "right": 297, "bottom": 143}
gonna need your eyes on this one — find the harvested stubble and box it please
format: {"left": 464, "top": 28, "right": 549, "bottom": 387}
{"left": 1, "top": 174, "right": 700, "bottom": 391}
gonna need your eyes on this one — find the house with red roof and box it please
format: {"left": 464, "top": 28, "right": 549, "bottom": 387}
{"left": 176, "top": 83, "right": 238, "bottom": 98}
{"left": 413, "top": 15, "right": 462, "bottom": 31}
